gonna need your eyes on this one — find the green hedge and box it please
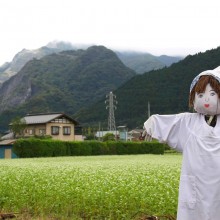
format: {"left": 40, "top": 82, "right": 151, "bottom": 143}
{"left": 13, "top": 139, "right": 165, "bottom": 158}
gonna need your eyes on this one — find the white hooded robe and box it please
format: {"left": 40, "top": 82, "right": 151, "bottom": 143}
{"left": 144, "top": 112, "right": 220, "bottom": 220}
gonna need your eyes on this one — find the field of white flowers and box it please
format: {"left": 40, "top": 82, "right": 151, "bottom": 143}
{"left": 0, "top": 155, "right": 182, "bottom": 219}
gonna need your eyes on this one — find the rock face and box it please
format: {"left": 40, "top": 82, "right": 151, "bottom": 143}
{"left": 0, "top": 69, "right": 32, "bottom": 112}
{"left": 0, "top": 41, "right": 82, "bottom": 84}
{"left": 0, "top": 47, "right": 67, "bottom": 84}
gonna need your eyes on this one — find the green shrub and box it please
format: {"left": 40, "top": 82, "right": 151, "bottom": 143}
{"left": 13, "top": 139, "right": 164, "bottom": 158}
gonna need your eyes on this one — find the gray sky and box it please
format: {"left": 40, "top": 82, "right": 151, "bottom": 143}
{"left": 0, "top": 0, "right": 220, "bottom": 65}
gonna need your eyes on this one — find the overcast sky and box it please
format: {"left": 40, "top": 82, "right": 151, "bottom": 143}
{"left": 0, "top": 0, "right": 220, "bottom": 65}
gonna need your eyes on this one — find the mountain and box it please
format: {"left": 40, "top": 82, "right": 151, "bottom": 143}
{"left": 0, "top": 41, "right": 182, "bottom": 84}
{"left": 116, "top": 51, "right": 183, "bottom": 74}
{"left": 0, "top": 41, "right": 90, "bottom": 84}
{"left": 157, "top": 55, "right": 182, "bottom": 66}
{"left": 0, "top": 46, "right": 135, "bottom": 132}
{"left": 74, "top": 47, "right": 220, "bottom": 129}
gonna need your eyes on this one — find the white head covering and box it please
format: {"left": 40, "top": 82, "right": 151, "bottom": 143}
{"left": 190, "top": 66, "right": 220, "bottom": 115}
{"left": 190, "top": 66, "right": 220, "bottom": 93}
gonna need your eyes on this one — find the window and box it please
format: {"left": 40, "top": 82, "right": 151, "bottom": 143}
{"left": 63, "top": 126, "right": 71, "bottom": 135}
{"left": 51, "top": 117, "right": 71, "bottom": 123}
{"left": 51, "top": 126, "right": 59, "bottom": 135}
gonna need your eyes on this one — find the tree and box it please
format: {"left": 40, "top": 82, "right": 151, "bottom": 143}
{"left": 102, "top": 133, "right": 115, "bottom": 142}
{"left": 10, "top": 117, "right": 27, "bottom": 138}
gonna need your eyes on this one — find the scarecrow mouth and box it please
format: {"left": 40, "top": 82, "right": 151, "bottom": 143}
{"left": 204, "top": 104, "right": 210, "bottom": 108}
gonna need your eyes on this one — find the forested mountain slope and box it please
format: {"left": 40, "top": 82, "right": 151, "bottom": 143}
{"left": 0, "top": 46, "right": 135, "bottom": 132}
{"left": 115, "top": 51, "right": 182, "bottom": 74}
{"left": 76, "top": 47, "right": 220, "bottom": 129}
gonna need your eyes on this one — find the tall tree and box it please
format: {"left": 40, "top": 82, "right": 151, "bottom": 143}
{"left": 10, "top": 117, "right": 26, "bottom": 138}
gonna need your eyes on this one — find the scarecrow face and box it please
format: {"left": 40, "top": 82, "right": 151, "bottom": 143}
{"left": 194, "top": 83, "right": 220, "bottom": 115}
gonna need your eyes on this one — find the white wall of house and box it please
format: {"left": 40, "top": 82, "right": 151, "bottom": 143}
{"left": 24, "top": 123, "right": 76, "bottom": 141}
{"left": 46, "top": 122, "right": 75, "bottom": 141}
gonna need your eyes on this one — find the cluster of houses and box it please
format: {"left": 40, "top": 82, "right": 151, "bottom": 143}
{"left": 0, "top": 112, "right": 144, "bottom": 159}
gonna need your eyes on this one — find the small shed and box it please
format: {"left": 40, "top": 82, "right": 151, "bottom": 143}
{"left": 0, "top": 140, "right": 17, "bottom": 159}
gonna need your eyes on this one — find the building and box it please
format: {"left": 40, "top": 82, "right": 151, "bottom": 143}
{"left": 3, "top": 113, "right": 83, "bottom": 141}
{"left": 128, "top": 128, "right": 144, "bottom": 141}
{"left": 118, "top": 126, "right": 128, "bottom": 141}
{"left": 0, "top": 140, "right": 17, "bottom": 159}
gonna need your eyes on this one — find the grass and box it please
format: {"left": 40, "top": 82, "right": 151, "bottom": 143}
{"left": 0, "top": 154, "right": 182, "bottom": 219}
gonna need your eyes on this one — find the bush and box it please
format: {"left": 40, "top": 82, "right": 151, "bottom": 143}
{"left": 13, "top": 139, "right": 164, "bottom": 158}
{"left": 102, "top": 133, "right": 115, "bottom": 142}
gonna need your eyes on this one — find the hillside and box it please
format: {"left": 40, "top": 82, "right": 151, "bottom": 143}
{"left": 75, "top": 47, "right": 220, "bottom": 129}
{"left": 0, "top": 46, "right": 135, "bottom": 132}
{"left": 115, "top": 51, "right": 182, "bottom": 74}
{"left": 157, "top": 55, "right": 182, "bottom": 67}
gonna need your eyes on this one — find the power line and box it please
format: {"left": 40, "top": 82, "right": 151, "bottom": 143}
{"left": 105, "top": 91, "right": 117, "bottom": 131}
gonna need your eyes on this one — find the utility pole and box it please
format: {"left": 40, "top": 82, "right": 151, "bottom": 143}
{"left": 105, "top": 91, "right": 117, "bottom": 131}
{"left": 98, "top": 122, "right": 101, "bottom": 141}
{"left": 148, "top": 101, "right": 151, "bottom": 118}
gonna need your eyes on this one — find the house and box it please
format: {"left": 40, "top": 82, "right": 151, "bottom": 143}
{"left": 128, "top": 128, "right": 144, "bottom": 141}
{"left": 9, "top": 113, "right": 83, "bottom": 141}
{"left": 0, "top": 139, "right": 17, "bottom": 159}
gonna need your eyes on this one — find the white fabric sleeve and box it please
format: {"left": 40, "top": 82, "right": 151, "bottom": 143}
{"left": 144, "top": 114, "right": 185, "bottom": 151}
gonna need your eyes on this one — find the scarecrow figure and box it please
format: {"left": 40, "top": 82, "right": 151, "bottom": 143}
{"left": 143, "top": 66, "right": 220, "bottom": 220}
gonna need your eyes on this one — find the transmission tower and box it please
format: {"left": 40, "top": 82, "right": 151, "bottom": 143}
{"left": 105, "top": 91, "right": 117, "bottom": 131}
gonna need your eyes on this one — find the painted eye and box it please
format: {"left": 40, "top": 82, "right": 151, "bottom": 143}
{"left": 210, "top": 92, "right": 216, "bottom": 96}
{"left": 198, "top": 94, "right": 203, "bottom": 98}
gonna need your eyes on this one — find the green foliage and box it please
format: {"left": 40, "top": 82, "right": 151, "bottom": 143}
{"left": 0, "top": 46, "right": 135, "bottom": 132}
{"left": 34, "top": 134, "right": 52, "bottom": 139}
{"left": 78, "top": 47, "right": 220, "bottom": 128}
{"left": 13, "top": 139, "right": 164, "bottom": 158}
{"left": 102, "top": 132, "right": 115, "bottom": 141}
{"left": 10, "top": 116, "right": 27, "bottom": 138}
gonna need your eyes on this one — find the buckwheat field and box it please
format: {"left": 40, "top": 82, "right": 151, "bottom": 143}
{"left": 0, "top": 155, "right": 182, "bottom": 219}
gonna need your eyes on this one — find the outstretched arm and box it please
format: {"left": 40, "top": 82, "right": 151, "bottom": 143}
{"left": 142, "top": 113, "right": 187, "bottom": 151}
{"left": 141, "top": 116, "right": 155, "bottom": 141}
{"left": 142, "top": 115, "right": 154, "bottom": 141}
